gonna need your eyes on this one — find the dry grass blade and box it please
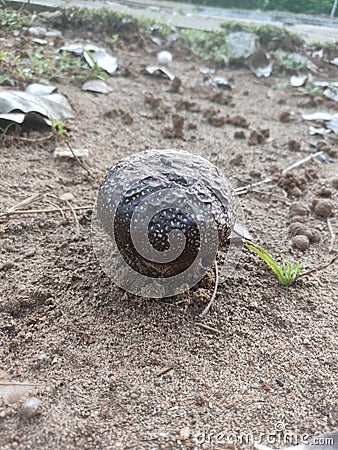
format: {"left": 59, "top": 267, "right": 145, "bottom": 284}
{"left": 200, "top": 260, "right": 219, "bottom": 318}
{"left": 6, "top": 193, "right": 44, "bottom": 213}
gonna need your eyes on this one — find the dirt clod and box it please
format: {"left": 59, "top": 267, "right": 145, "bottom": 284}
{"left": 292, "top": 234, "right": 310, "bottom": 250}
{"left": 234, "top": 130, "right": 246, "bottom": 139}
{"left": 288, "top": 139, "right": 301, "bottom": 151}
{"left": 279, "top": 111, "right": 293, "bottom": 123}
{"left": 289, "top": 203, "right": 310, "bottom": 217}
{"left": 226, "top": 115, "right": 249, "bottom": 128}
{"left": 313, "top": 199, "right": 333, "bottom": 217}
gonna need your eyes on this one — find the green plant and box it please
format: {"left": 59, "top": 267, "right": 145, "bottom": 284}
{"left": 244, "top": 240, "right": 305, "bottom": 286}
{"left": 179, "top": 28, "right": 229, "bottom": 63}
{"left": 0, "top": 6, "right": 30, "bottom": 29}
{"left": 49, "top": 117, "right": 66, "bottom": 136}
{"left": 83, "top": 50, "right": 108, "bottom": 80}
{"left": 273, "top": 49, "right": 305, "bottom": 74}
{"left": 111, "top": 33, "right": 119, "bottom": 43}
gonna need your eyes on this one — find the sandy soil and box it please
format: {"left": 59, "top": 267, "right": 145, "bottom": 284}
{"left": 0, "top": 10, "right": 337, "bottom": 450}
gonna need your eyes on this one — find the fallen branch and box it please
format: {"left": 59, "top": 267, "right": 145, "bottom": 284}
{"left": 196, "top": 322, "right": 222, "bottom": 334}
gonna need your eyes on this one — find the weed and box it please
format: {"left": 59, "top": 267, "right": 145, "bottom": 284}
{"left": 49, "top": 117, "right": 67, "bottom": 136}
{"left": 244, "top": 240, "right": 305, "bottom": 287}
{"left": 273, "top": 49, "right": 305, "bottom": 74}
{"left": 0, "top": 6, "right": 30, "bottom": 29}
{"left": 179, "top": 28, "right": 229, "bottom": 63}
{"left": 111, "top": 33, "right": 119, "bottom": 44}
{"left": 83, "top": 51, "right": 108, "bottom": 80}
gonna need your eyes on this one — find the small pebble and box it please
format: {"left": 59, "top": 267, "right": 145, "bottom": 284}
{"left": 313, "top": 199, "right": 333, "bottom": 218}
{"left": 249, "top": 170, "right": 261, "bottom": 179}
{"left": 0, "top": 260, "right": 15, "bottom": 270}
{"left": 292, "top": 235, "right": 310, "bottom": 250}
{"left": 20, "top": 397, "right": 41, "bottom": 419}
{"left": 179, "top": 427, "right": 191, "bottom": 440}
{"left": 24, "top": 247, "right": 36, "bottom": 258}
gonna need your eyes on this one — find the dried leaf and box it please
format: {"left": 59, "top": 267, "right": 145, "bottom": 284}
{"left": 25, "top": 83, "right": 57, "bottom": 96}
{"left": 248, "top": 50, "right": 272, "bottom": 78}
{"left": 82, "top": 80, "right": 112, "bottom": 94}
{"left": 0, "top": 90, "right": 74, "bottom": 122}
{"left": 146, "top": 65, "right": 175, "bottom": 81}
{"left": 84, "top": 50, "right": 117, "bottom": 74}
{"left": 290, "top": 75, "right": 307, "bottom": 87}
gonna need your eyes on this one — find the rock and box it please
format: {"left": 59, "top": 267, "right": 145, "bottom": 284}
{"left": 226, "top": 32, "right": 259, "bottom": 60}
{"left": 20, "top": 397, "right": 41, "bottom": 419}
{"left": 292, "top": 235, "right": 310, "bottom": 250}
{"left": 313, "top": 199, "right": 333, "bottom": 217}
{"left": 332, "top": 177, "right": 338, "bottom": 189}
{"left": 179, "top": 427, "right": 191, "bottom": 440}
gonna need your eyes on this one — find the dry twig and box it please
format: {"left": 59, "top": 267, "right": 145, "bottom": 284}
{"left": 298, "top": 255, "right": 338, "bottom": 279}
{"left": 66, "top": 141, "right": 94, "bottom": 179}
{"left": 195, "top": 322, "right": 222, "bottom": 334}
{"left": 327, "top": 218, "right": 336, "bottom": 253}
